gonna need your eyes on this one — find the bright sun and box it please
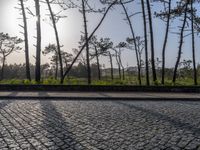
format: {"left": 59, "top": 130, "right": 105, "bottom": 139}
{"left": 1, "top": 0, "right": 78, "bottom": 64}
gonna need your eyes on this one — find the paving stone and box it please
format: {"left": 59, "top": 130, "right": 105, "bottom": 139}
{"left": 0, "top": 100, "right": 200, "bottom": 149}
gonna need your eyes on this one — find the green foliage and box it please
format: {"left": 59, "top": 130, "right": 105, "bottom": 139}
{"left": 23, "top": 79, "right": 31, "bottom": 85}
{"left": 0, "top": 79, "right": 23, "bottom": 84}
{"left": 92, "top": 80, "right": 109, "bottom": 85}
{"left": 0, "top": 75, "right": 199, "bottom": 86}
{"left": 43, "top": 78, "right": 60, "bottom": 85}
{"left": 65, "top": 77, "right": 87, "bottom": 85}
{"left": 153, "top": 80, "right": 160, "bottom": 86}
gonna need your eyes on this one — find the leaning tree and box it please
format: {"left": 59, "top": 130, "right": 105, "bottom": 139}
{"left": 120, "top": 0, "right": 141, "bottom": 84}
{"left": 155, "top": 0, "right": 172, "bottom": 85}
{"left": 45, "top": 0, "right": 68, "bottom": 83}
{"left": 61, "top": 1, "right": 118, "bottom": 82}
{"left": 16, "top": 0, "right": 31, "bottom": 81}
{"left": 172, "top": 1, "right": 190, "bottom": 84}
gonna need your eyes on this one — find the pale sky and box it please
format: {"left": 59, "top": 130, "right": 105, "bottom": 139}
{"left": 0, "top": 0, "right": 200, "bottom": 68}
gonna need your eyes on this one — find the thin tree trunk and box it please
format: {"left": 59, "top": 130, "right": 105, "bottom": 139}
{"left": 55, "top": 55, "right": 58, "bottom": 79}
{"left": 146, "top": 0, "right": 157, "bottom": 83}
{"left": 191, "top": 1, "right": 197, "bottom": 85}
{"left": 141, "top": 0, "right": 149, "bottom": 85}
{"left": 115, "top": 51, "right": 121, "bottom": 80}
{"left": 120, "top": 1, "right": 141, "bottom": 84}
{"left": 173, "top": 3, "right": 188, "bottom": 84}
{"left": 108, "top": 52, "right": 114, "bottom": 80}
{"left": 118, "top": 53, "right": 125, "bottom": 80}
{"left": 161, "top": 0, "right": 171, "bottom": 85}
{"left": 82, "top": 0, "right": 91, "bottom": 85}
{"left": 137, "top": 42, "right": 142, "bottom": 85}
{"left": 20, "top": 0, "right": 31, "bottom": 81}
{"left": 46, "top": 0, "right": 64, "bottom": 83}
{"left": 35, "top": 0, "right": 41, "bottom": 83}
{"left": 95, "top": 47, "right": 101, "bottom": 80}
{"left": 1, "top": 56, "right": 5, "bottom": 80}
{"left": 122, "top": 68, "right": 125, "bottom": 80}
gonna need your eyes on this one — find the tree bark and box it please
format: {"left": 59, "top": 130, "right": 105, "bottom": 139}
{"left": 191, "top": 0, "right": 197, "bottom": 85}
{"left": 146, "top": 0, "right": 157, "bottom": 83}
{"left": 0, "top": 56, "right": 5, "bottom": 80}
{"left": 108, "top": 52, "right": 114, "bottom": 80}
{"left": 82, "top": 0, "right": 91, "bottom": 85}
{"left": 121, "top": 1, "right": 140, "bottom": 84}
{"left": 35, "top": 0, "right": 41, "bottom": 83}
{"left": 122, "top": 68, "right": 125, "bottom": 80}
{"left": 118, "top": 52, "right": 125, "bottom": 80}
{"left": 95, "top": 47, "right": 101, "bottom": 80}
{"left": 161, "top": 0, "right": 171, "bottom": 85}
{"left": 173, "top": 3, "right": 188, "bottom": 84}
{"left": 55, "top": 55, "right": 58, "bottom": 79}
{"left": 115, "top": 51, "right": 121, "bottom": 80}
{"left": 141, "top": 0, "right": 149, "bottom": 85}
{"left": 46, "top": 0, "right": 64, "bottom": 83}
{"left": 20, "top": 0, "right": 31, "bottom": 81}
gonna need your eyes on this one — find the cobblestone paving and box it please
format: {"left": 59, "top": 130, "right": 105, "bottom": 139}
{"left": 1, "top": 100, "right": 200, "bottom": 149}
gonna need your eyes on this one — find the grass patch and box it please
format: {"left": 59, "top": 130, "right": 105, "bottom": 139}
{"left": 0, "top": 76, "right": 199, "bottom": 86}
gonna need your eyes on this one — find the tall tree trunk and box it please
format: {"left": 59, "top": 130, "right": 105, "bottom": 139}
{"left": 137, "top": 42, "right": 142, "bottom": 85}
{"left": 120, "top": 1, "right": 141, "bottom": 84}
{"left": 20, "top": 0, "right": 31, "bottom": 81}
{"left": 122, "top": 68, "right": 125, "bottom": 80}
{"left": 108, "top": 52, "right": 114, "bottom": 80}
{"left": 82, "top": 0, "right": 91, "bottom": 85}
{"left": 191, "top": 0, "right": 197, "bottom": 85}
{"left": 141, "top": 0, "right": 149, "bottom": 85}
{"left": 161, "top": 0, "right": 171, "bottom": 85}
{"left": 118, "top": 53, "right": 125, "bottom": 80}
{"left": 173, "top": 3, "right": 188, "bottom": 84}
{"left": 0, "top": 56, "right": 5, "bottom": 80}
{"left": 55, "top": 55, "right": 58, "bottom": 79}
{"left": 95, "top": 47, "right": 101, "bottom": 80}
{"left": 35, "top": 0, "right": 41, "bottom": 83}
{"left": 46, "top": 0, "right": 64, "bottom": 83}
{"left": 146, "top": 0, "right": 157, "bottom": 83}
{"left": 115, "top": 51, "right": 121, "bottom": 80}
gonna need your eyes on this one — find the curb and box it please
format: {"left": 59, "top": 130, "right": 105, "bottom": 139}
{"left": 0, "top": 96, "right": 200, "bottom": 101}
{"left": 0, "top": 85, "right": 200, "bottom": 92}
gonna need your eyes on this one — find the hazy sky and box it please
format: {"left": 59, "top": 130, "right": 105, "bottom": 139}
{"left": 0, "top": 0, "right": 200, "bottom": 68}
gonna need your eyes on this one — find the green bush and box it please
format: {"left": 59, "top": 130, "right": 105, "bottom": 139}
{"left": 42, "top": 78, "right": 60, "bottom": 85}
{"left": 0, "top": 75, "right": 199, "bottom": 86}
{"left": 23, "top": 79, "right": 31, "bottom": 85}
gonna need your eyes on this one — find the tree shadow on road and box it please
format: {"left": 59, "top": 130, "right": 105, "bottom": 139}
{"left": 116, "top": 101, "right": 200, "bottom": 136}
{"left": 0, "top": 100, "right": 13, "bottom": 109}
{"left": 38, "top": 92, "right": 49, "bottom": 97}
{"left": 8, "top": 92, "right": 18, "bottom": 97}
{"left": 40, "top": 100, "right": 85, "bottom": 149}
{"left": 0, "top": 92, "right": 15, "bottom": 109}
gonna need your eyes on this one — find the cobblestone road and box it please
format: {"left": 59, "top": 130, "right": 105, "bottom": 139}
{"left": 0, "top": 100, "right": 200, "bottom": 150}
